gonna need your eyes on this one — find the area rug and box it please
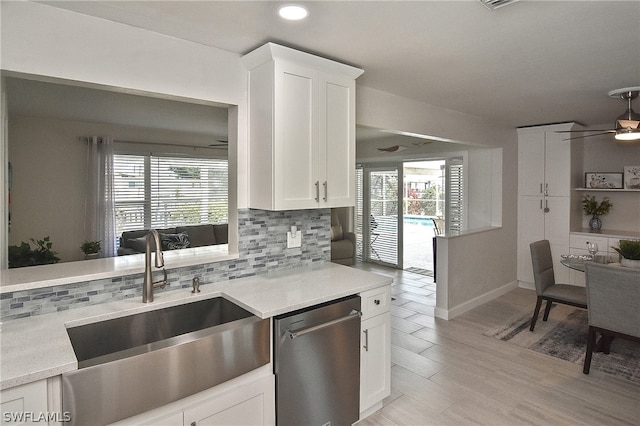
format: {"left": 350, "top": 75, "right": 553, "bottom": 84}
{"left": 484, "top": 304, "right": 640, "bottom": 384}
{"left": 404, "top": 267, "right": 434, "bottom": 277}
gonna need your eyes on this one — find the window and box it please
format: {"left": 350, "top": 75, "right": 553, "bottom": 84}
{"left": 113, "top": 154, "right": 228, "bottom": 243}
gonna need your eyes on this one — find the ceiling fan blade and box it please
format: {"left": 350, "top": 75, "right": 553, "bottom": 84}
{"left": 555, "top": 129, "right": 613, "bottom": 133}
{"left": 378, "top": 145, "right": 409, "bottom": 152}
{"left": 562, "top": 131, "right": 616, "bottom": 140}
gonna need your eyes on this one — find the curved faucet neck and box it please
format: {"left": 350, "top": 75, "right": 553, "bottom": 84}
{"left": 143, "top": 229, "right": 166, "bottom": 303}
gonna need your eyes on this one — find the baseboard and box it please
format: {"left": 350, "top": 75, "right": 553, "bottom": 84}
{"left": 435, "top": 280, "right": 518, "bottom": 320}
{"left": 518, "top": 280, "right": 535, "bottom": 291}
{"left": 360, "top": 401, "right": 383, "bottom": 421}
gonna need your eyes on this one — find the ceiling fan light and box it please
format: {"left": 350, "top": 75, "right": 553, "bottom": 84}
{"left": 614, "top": 130, "right": 640, "bottom": 141}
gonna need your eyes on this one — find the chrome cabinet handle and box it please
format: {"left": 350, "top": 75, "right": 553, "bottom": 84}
{"left": 315, "top": 181, "right": 319, "bottom": 202}
{"left": 363, "top": 329, "right": 369, "bottom": 352}
{"left": 323, "top": 181, "right": 327, "bottom": 201}
{"left": 544, "top": 200, "right": 550, "bottom": 213}
{"left": 540, "top": 183, "right": 543, "bottom": 194}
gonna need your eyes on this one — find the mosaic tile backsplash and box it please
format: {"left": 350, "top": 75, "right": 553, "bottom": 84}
{"left": 1, "top": 208, "right": 331, "bottom": 322}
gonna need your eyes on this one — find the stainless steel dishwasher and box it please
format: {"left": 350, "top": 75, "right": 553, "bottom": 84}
{"left": 274, "top": 295, "right": 361, "bottom": 426}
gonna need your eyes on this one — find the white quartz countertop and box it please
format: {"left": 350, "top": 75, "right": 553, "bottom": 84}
{"left": 0, "top": 262, "right": 392, "bottom": 390}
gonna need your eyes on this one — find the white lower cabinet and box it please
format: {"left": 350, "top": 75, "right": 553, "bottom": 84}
{"left": 0, "top": 377, "right": 63, "bottom": 426}
{"left": 183, "top": 378, "right": 273, "bottom": 426}
{"left": 359, "top": 286, "right": 391, "bottom": 418}
{"left": 115, "top": 374, "right": 274, "bottom": 426}
{"left": 568, "top": 233, "right": 637, "bottom": 286}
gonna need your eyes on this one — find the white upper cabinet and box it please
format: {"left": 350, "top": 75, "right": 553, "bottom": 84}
{"left": 518, "top": 125, "right": 573, "bottom": 197}
{"left": 242, "top": 43, "right": 364, "bottom": 210}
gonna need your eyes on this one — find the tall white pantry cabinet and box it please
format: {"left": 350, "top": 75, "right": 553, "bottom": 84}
{"left": 242, "top": 43, "right": 364, "bottom": 210}
{"left": 517, "top": 123, "right": 578, "bottom": 287}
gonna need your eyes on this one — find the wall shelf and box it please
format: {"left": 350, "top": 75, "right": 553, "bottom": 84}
{"left": 574, "top": 188, "right": 640, "bottom": 192}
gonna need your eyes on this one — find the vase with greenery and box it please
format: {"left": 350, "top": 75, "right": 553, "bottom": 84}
{"left": 81, "top": 240, "right": 101, "bottom": 259}
{"left": 8, "top": 236, "right": 60, "bottom": 268}
{"left": 582, "top": 195, "right": 612, "bottom": 231}
{"left": 612, "top": 240, "right": 640, "bottom": 268}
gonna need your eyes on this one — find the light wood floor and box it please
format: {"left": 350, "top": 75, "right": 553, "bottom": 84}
{"left": 354, "top": 263, "right": 640, "bottom": 426}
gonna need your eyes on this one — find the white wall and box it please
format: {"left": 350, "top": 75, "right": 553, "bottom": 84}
{"left": 575, "top": 135, "right": 640, "bottom": 232}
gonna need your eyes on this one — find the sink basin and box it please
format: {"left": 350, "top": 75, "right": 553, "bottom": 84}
{"left": 61, "top": 297, "right": 269, "bottom": 425}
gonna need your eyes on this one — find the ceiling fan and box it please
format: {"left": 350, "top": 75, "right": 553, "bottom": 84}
{"left": 208, "top": 139, "right": 228, "bottom": 149}
{"left": 377, "top": 140, "right": 432, "bottom": 152}
{"left": 559, "top": 87, "right": 640, "bottom": 141}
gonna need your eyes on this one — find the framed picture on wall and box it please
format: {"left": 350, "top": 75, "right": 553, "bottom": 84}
{"left": 584, "top": 172, "right": 623, "bottom": 189}
{"left": 623, "top": 166, "right": 640, "bottom": 189}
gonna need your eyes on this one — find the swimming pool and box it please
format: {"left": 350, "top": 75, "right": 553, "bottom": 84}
{"left": 403, "top": 215, "right": 436, "bottom": 227}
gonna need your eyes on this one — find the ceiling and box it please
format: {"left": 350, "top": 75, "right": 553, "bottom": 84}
{"left": 35, "top": 1, "right": 640, "bottom": 134}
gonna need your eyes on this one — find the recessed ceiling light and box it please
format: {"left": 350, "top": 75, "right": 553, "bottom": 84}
{"left": 278, "top": 4, "right": 308, "bottom": 21}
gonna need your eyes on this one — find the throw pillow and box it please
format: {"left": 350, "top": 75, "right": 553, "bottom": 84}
{"left": 160, "top": 232, "right": 191, "bottom": 250}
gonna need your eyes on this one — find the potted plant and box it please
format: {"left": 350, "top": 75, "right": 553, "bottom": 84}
{"left": 81, "top": 240, "right": 101, "bottom": 260}
{"left": 612, "top": 240, "right": 640, "bottom": 268}
{"left": 582, "top": 195, "right": 613, "bottom": 231}
{"left": 8, "top": 236, "right": 60, "bottom": 268}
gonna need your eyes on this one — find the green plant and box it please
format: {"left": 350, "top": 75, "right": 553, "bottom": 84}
{"left": 582, "top": 195, "right": 613, "bottom": 216}
{"left": 8, "top": 236, "right": 60, "bottom": 268}
{"left": 81, "top": 240, "right": 101, "bottom": 255}
{"left": 612, "top": 240, "right": 640, "bottom": 260}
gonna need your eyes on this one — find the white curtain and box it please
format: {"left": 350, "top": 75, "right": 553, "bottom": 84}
{"left": 85, "top": 136, "right": 116, "bottom": 257}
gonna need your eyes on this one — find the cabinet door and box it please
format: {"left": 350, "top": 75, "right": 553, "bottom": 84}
{"left": 184, "top": 375, "right": 275, "bottom": 426}
{"left": 319, "top": 74, "right": 356, "bottom": 207}
{"left": 517, "top": 196, "right": 545, "bottom": 283}
{"left": 545, "top": 196, "right": 570, "bottom": 284}
{"left": 544, "top": 132, "right": 571, "bottom": 197}
{"left": 274, "top": 62, "right": 320, "bottom": 210}
{"left": 360, "top": 312, "right": 391, "bottom": 414}
{"left": 1, "top": 380, "right": 48, "bottom": 426}
{"left": 518, "top": 133, "right": 545, "bottom": 196}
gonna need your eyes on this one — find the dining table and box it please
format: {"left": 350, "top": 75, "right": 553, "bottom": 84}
{"left": 560, "top": 254, "right": 619, "bottom": 272}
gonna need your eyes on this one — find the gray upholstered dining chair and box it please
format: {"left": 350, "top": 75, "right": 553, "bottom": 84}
{"left": 583, "top": 262, "right": 640, "bottom": 374}
{"left": 529, "top": 240, "right": 587, "bottom": 331}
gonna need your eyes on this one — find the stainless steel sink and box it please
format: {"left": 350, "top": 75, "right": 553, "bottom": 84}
{"left": 61, "top": 297, "right": 269, "bottom": 426}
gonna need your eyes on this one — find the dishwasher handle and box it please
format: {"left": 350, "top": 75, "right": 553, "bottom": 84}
{"left": 287, "top": 310, "right": 361, "bottom": 340}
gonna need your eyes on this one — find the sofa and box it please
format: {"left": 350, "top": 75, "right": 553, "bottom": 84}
{"left": 330, "top": 210, "right": 356, "bottom": 266}
{"left": 117, "top": 223, "right": 228, "bottom": 255}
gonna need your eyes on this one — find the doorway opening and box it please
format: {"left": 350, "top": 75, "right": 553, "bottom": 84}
{"left": 402, "top": 160, "right": 445, "bottom": 275}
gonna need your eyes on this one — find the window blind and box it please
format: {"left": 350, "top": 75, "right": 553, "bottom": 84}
{"left": 113, "top": 154, "right": 228, "bottom": 241}
{"left": 446, "top": 158, "right": 464, "bottom": 234}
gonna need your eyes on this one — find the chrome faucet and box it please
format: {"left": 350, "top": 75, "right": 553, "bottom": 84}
{"left": 143, "top": 229, "right": 167, "bottom": 303}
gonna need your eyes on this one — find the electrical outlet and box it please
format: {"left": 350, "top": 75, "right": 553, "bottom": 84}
{"left": 287, "top": 226, "right": 302, "bottom": 248}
